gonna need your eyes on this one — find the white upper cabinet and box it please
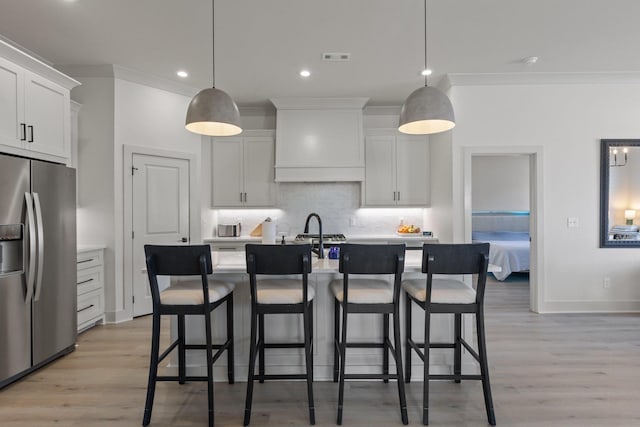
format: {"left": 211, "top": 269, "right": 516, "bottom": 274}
{"left": 0, "top": 41, "right": 78, "bottom": 164}
{"left": 363, "top": 130, "right": 430, "bottom": 207}
{"left": 212, "top": 130, "right": 276, "bottom": 207}
{"left": 24, "top": 72, "right": 68, "bottom": 158}
{"left": 0, "top": 57, "right": 24, "bottom": 151}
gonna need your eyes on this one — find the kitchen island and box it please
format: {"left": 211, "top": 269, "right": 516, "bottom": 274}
{"left": 176, "top": 248, "right": 496, "bottom": 382}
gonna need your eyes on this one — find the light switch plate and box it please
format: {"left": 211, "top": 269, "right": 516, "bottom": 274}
{"left": 567, "top": 217, "right": 579, "bottom": 228}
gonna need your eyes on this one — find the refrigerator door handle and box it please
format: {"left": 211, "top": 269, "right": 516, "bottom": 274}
{"left": 24, "top": 192, "right": 36, "bottom": 303}
{"left": 33, "top": 192, "right": 45, "bottom": 302}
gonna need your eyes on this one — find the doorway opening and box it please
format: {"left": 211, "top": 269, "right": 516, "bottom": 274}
{"left": 463, "top": 147, "right": 544, "bottom": 313}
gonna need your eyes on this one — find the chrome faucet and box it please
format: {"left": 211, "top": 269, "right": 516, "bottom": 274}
{"left": 303, "top": 213, "right": 324, "bottom": 258}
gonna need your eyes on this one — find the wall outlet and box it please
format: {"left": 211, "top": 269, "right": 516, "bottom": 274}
{"left": 603, "top": 277, "right": 611, "bottom": 289}
{"left": 349, "top": 216, "right": 357, "bottom": 226}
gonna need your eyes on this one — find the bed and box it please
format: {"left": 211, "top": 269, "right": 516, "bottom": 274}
{"left": 472, "top": 212, "right": 530, "bottom": 281}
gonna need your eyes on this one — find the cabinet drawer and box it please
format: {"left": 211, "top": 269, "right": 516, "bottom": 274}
{"left": 77, "top": 266, "right": 103, "bottom": 296}
{"left": 77, "top": 290, "right": 103, "bottom": 328}
{"left": 77, "top": 250, "right": 103, "bottom": 270}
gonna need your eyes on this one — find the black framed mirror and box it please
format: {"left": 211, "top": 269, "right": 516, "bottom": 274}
{"left": 600, "top": 139, "right": 640, "bottom": 247}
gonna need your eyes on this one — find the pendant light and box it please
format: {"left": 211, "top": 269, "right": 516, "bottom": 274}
{"left": 398, "top": 0, "right": 455, "bottom": 135}
{"left": 185, "top": 0, "right": 242, "bottom": 136}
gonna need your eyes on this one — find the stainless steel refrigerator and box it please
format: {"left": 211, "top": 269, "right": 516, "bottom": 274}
{"left": 0, "top": 153, "right": 76, "bottom": 389}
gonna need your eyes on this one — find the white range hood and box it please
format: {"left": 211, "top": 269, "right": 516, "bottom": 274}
{"left": 270, "top": 97, "right": 368, "bottom": 182}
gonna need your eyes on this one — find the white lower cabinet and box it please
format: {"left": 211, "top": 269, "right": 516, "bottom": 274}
{"left": 77, "top": 248, "right": 105, "bottom": 332}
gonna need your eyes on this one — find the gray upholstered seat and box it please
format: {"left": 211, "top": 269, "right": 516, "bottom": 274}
{"left": 330, "top": 278, "right": 393, "bottom": 304}
{"left": 402, "top": 278, "right": 475, "bottom": 304}
{"left": 160, "top": 279, "right": 235, "bottom": 305}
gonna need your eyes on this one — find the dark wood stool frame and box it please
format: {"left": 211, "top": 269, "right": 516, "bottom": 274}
{"left": 404, "top": 243, "right": 496, "bottom": 425}
{"left": 244, "top": 244, "right": 315, "bottom": 426}
{"left": 333, "top": 244, "right": 409, "bottom": 425}
{"left": 143, "top": 245, "right": 234, "bottom": 427}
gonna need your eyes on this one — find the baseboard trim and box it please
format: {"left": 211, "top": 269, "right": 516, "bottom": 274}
{"left": 540, "top": 300, "right": 640, "bottom": 313}
{"left": 104, "top": 309, "right": 133, "bottom": 324}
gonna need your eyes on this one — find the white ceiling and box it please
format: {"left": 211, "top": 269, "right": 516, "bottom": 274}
{"left": 1, "top": 0, "right": 639, "bottom": 107}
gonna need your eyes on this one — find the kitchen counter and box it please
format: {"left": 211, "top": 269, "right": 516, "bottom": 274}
{"left": 77, "top": 244, "right": 107, "bottom": 253}
{"left": 212, "top": 250, "right": 499, "bottom": 274}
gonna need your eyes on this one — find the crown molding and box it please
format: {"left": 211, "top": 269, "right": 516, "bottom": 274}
{"left": 57, "top": 64, "right": 198, "bottom": 98}
{"left": 363, "top": 105, "right": 401, "bottom": 116}
{"left": 0, "top": 39, "right": 80, "bottom": 90}
{"left": 270, "top": 97, "right": 369, "bottom": 110}
{"left": 448, "top": 72, "right": 640, "bottom": 86}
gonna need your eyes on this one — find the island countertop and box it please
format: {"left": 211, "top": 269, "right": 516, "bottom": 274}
{"left": 212, "top": 250, "right": 499, "bottom": 274}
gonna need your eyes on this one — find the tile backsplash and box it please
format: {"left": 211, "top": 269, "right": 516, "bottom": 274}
{"left": 213, "top": 182, "right": 427, "bottom": 238}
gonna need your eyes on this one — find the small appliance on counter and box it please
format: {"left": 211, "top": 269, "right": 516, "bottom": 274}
{"left": 217, "top": 223, "right": 241, "bottom": 237}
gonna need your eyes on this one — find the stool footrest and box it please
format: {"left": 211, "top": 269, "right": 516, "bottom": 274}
{"left": 262, "top": 342, "right": 305, "bottom": 349}
{"left": 254, "top": 374, "right": 309, "bottom": 381}
{"left": 185, "top": 343, "right": 229, "bottom": 350}
{"left": 430, "top": 343, "right": 456, "bottom": 349}
{"left": 345, "top": 342, "right": 385, "bottom": 349}
{"left": 429, "top": 374, "right": 482, "bottom": 381}
{"left": 156, "top": 376, "right": 209, "bottom": 382}
{"left": 344, "top": 373, "right": 400, "bottom": 380}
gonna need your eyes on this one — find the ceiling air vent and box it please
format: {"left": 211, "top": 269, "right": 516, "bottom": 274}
{"left": 322, "top": 52, "right": 351, "bottom": 61}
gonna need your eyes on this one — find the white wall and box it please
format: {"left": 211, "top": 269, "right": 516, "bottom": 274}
{"left": 449, "top": 82, "right": 640, "bottom": 312}
{"left": 113, "top": 79, "right": 202, "bottom": 321}
{"left": 73, "top": 77, "right": 116, "bottom": 316}
{"left": 472, "top": 155, "right": 529, "bottom": 211}
{"left": 72, "top": 73, "right": 202, "bottom": 322}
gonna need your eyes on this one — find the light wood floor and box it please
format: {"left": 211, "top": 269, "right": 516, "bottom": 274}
{"left": 2, "top": 274, "right": 640, "bottom": 426}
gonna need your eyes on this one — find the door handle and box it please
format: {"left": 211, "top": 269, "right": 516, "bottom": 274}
{"left": 27, "top": 125, "right": 34, "bottom": 143}
{"left": 33, "top": 193, "right": 44, "bottom": 302}
{"left": 20, "top": 123, "right": 27, "bottom": 141}
{"left": 24, "top": 193, "right": 36, "bottom": 304}
{"left": 180, "top": 237, "right": 188, "bottom": 243}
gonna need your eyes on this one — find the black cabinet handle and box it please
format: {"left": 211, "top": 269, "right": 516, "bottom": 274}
{"left": 27, "top": 125, "right": 34, "bottom": 143}
{"left": 77, "top": 278, "right": 94, "bottom": 285}
{"left": 20, "top": 123, "right": 27, "bottom": 141}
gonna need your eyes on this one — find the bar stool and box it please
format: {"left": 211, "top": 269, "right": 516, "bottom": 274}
{"left": 143, "top": 245, "right": 235, "bottom": 427}
{"left": 402, "top": 243, "right": 496, "bottom": 425}
{"left": 331, "top": 243, "right": 408, "bottom": 425}
{"left": 244, "top": 244, "right": 315, "bottom": 426}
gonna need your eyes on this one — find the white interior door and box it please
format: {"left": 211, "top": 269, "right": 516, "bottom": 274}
{"left": 132, "top": 153, "right": 190, "bottom": 317}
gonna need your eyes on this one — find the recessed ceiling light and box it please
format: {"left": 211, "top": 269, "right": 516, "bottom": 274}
{"left": 420, "top": 69, "right": 432, "bottom": 76}
{"left": 522, "top": 56, "right": 539, "bottom": 65}
{"left": 177, "top": 70, "right": 189, "bottom": 78}
{"left": 299, "top": 70, "right": 311, "bottom": 77}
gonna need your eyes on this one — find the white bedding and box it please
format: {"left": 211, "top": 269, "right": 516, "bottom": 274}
{"left": 486, "top": 240, "right": 529, "bottom": 281}
{"left": 472, "top": 231, "right": 530, "bottom": 281}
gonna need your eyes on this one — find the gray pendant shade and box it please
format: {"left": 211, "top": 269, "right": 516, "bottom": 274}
{"left": 398, "top": 85, "right": 455, "bottom": 135}
{"left": 185, "top": 87, "right": 242, "bottom": 136}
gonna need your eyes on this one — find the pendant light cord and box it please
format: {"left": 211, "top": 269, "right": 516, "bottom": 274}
{"left": 424, "top": 0, "right": 428, "bottom": 87}
{"left": 212, "top": 0, "right": 216, "bottom": 88}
